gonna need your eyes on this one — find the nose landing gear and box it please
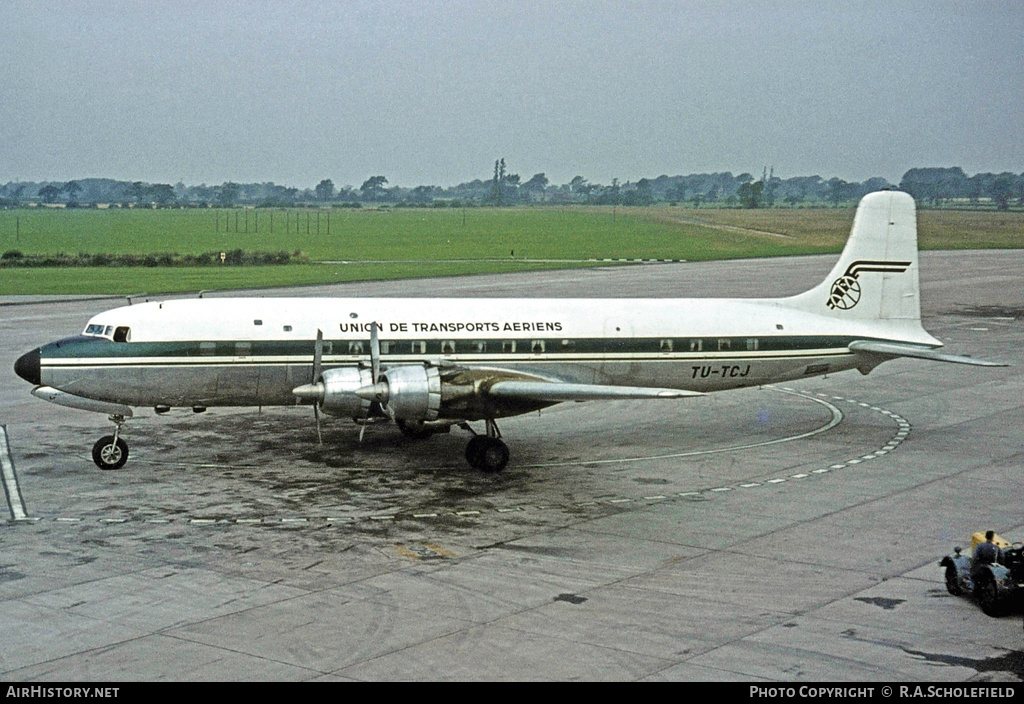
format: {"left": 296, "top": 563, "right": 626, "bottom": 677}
{"left": 92, "top": 414, "right": 129, "bottom": 470}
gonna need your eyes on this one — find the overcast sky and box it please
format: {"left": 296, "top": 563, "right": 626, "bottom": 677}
{"left": 2, "top": 0, "right": 1022, "bottom": 188}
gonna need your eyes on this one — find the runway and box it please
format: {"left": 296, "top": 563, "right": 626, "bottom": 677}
{"left": 1, "top": 250, "right": 1022, "bottom": 681}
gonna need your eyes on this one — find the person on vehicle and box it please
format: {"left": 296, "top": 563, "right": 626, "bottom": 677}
{"left": 974, "top": 530, "right": 1002, "bottom": 565}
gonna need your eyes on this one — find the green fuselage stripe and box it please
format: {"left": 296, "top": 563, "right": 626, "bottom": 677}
{"left": 45, "top": 334, "right": 865, "bottom": 362}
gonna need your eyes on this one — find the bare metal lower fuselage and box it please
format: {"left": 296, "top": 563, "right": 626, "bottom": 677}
{"left": 39, "top": 347, "right": 861, "bottom": 412}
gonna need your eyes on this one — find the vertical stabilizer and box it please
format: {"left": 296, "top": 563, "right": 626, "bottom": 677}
{"left": 785, "top": 191, "right": 926, "bottom": 332}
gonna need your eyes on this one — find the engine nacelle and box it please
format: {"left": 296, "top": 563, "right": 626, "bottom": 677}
{"left": 318, "top": 367, "right": 373, "bottom": 417}
{"left": 380, "top": 365, "right": 441, "bottom": 421}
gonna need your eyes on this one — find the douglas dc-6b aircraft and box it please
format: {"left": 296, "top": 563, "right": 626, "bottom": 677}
{"left": 14, "top": 191, "right": 1004, "bottom": 472}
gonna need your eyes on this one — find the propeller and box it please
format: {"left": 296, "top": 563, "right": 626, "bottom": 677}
{"left": 293, "top": 324, "right": 385, "bottom": 444}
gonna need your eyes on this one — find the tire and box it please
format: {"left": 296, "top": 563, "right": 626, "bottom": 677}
{"left": 945, "top": 565, "right": 963, "bottom": 596}
{"left": 465, "top": 435, "right": 488, "bottom": 469}
{"left": 976, "top": 575, "right": 1005, "bottom": 617}
{"left": 477, "top": 438, "right": 509, "bottom": 473}
{"left": 465, "top": 436, "right": 509, "bottom": 472}
{"left": 92, "top": 435, "right": 129, "bottom": 470}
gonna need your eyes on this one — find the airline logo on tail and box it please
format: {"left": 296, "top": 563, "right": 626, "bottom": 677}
{"left": 827, "top": 260, "right": 912, "bottom": 310}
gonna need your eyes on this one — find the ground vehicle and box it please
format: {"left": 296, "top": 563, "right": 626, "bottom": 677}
{"left": 940, "top": 532, "right": 1024, "bottom": 616}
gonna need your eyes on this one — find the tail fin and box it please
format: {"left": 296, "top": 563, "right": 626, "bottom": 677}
{"left": 785, "top": 190, "right": 934, "bottom": 341}
{"left": 784, "top": 190, "right": 1006, "bottom": 366}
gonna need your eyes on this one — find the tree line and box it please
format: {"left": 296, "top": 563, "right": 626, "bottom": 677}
{"left": 2, "top": 165, "right": 1021, "bottom": 210}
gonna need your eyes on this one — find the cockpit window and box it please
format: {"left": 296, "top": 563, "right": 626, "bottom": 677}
{"left": 83, "top": 324, "right": 130, "bottom": 341}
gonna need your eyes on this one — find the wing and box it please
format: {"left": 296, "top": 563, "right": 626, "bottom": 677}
{"left": 487, "top": 380, "right": 703, "bottom": 402}
{"left": 849, "top": 340, "right": 1007, "bottom": 367}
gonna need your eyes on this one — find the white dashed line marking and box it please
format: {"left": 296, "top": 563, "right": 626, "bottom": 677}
{"left": 25, "top": 388, "right": 911, "bottom": 529}
{"left": 1, "top": 425, "right": 29, "bottom": 521}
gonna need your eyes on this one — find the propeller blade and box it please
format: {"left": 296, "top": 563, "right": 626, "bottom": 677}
{"left": 370, "top": 321, "right": 381, "bottom": 382}
{"left": 312, "top": 329, "right": 324, "bottom": 383}
{"left": 358, "top": 321, "right": 383, "bottom": 444}
{"left": 312, "top": 329, "right": 324, "bottom": 445}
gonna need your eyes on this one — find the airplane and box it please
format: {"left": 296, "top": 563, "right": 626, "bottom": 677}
{"left": 13, "top": 190, "right": 1005, "bottom": 473}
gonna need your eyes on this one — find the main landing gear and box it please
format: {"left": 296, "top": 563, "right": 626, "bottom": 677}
{"left": 396, "top": 417, "right": 511, "bottom": 473}
{"left": 462, "top": 419, "right": 509, "bottom": 473}
{"left": 92, "top": 414, "right": 129, "bottom": 470}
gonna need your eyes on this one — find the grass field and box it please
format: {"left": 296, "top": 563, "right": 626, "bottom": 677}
{"left": 0, "top": 205, "right": 1021, "bottom": 295}
{"left": 672, "top": 207, "right": 1024, "bottom": 250}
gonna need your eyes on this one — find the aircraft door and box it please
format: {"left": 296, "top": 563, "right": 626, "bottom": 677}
{"left": 215, "top": 342, "right": 263, "bottom": 404}
{"left": 601, "top": 318, "right": 639, "bottom": 381}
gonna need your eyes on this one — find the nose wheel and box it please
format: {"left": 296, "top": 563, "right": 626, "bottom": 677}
{"left": 92, "top": 414, "right": 129, "bottom": 470}
{"left": 463, "top": 419, "right": 509, "bottom": 473}
{"left": 92, "top": 435, "right": 129, "bottom": 470}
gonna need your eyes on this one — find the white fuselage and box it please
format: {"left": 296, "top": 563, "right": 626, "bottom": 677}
{"left": 37, "top": 294, "right": 907, "bottom": 410}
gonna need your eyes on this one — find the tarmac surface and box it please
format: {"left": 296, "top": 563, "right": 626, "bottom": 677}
{"left": 1, "top": 250, "right": 1022, "bottom": 681}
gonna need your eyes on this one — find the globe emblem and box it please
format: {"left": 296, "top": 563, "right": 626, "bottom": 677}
{"left": 828, "top": 275, "right": 861, "bottom": 309}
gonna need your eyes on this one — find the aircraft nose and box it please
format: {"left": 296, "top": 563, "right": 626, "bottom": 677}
{"left": 14, "top": 348, "right": 41, "bottom": 385}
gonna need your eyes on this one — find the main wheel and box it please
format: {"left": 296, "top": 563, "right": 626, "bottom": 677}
{"left": 465, "top": 436, "right": 509, "bottom": 473}
{"left": 92, "top": 435, "right": 129, "bottom": 470}
{"left": 477, "top": 437, "right": 509, "bottom": 473}
{"left": 465, "top": 435, "right": 488, "bottom": 469}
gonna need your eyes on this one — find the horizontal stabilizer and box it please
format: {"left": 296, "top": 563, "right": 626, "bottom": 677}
{"left": 487, "top": 380, "right": 704, "bottom": 402}
{"left": 849, "top": 340, "right": 1007, "bottom": 367}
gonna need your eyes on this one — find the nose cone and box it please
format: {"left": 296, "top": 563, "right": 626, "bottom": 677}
{"left": 14, "top": 348, "right": 41, "bottom": 385}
